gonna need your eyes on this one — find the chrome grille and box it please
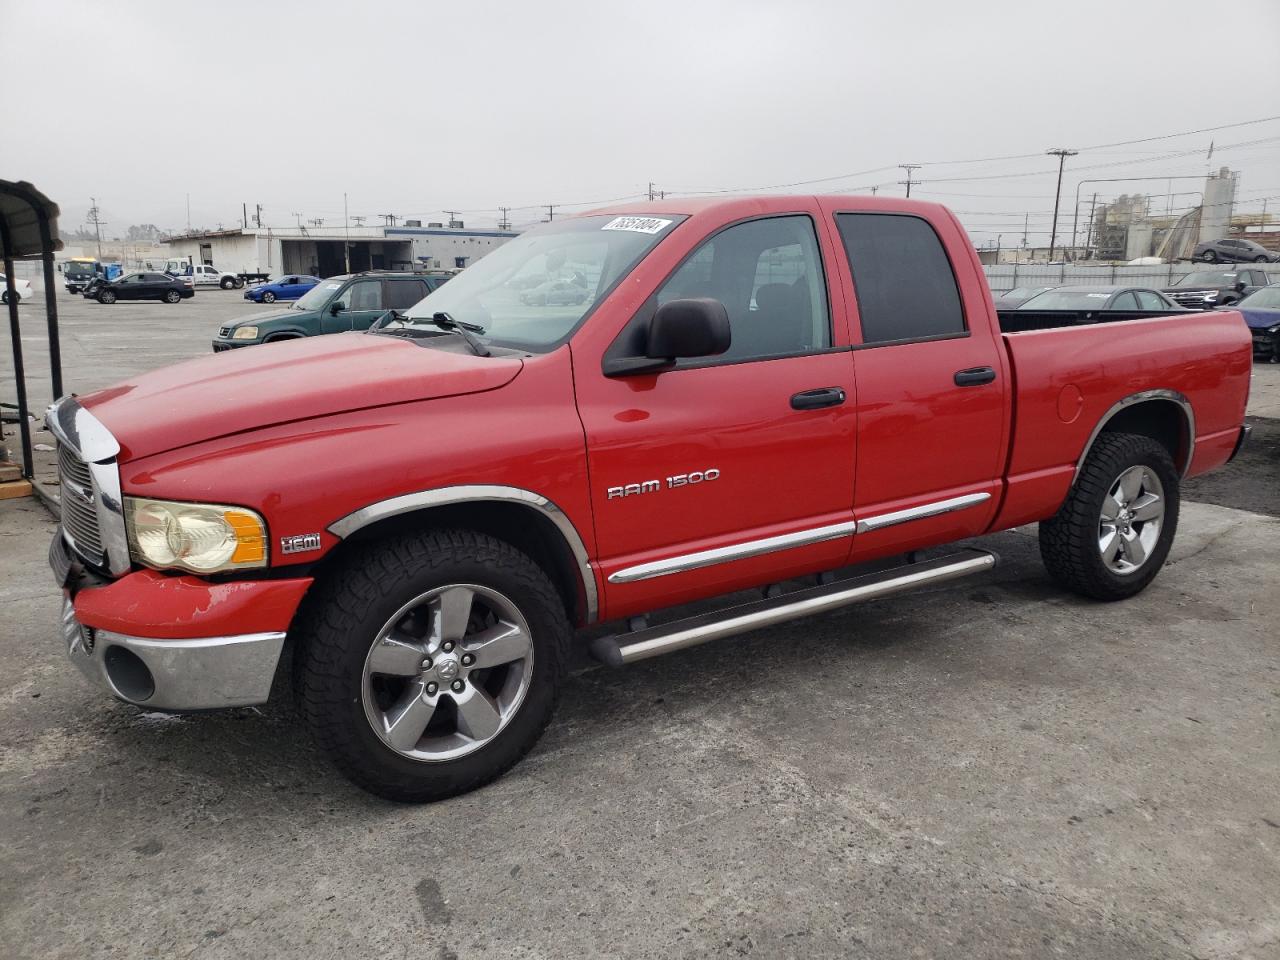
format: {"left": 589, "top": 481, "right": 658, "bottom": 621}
{"left": 57, "top": 442, "right": 106, "bottom": 565}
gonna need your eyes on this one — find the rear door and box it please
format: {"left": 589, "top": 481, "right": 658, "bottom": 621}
{"left": 382, "top": 278, "right": 429, "bottom": 315}
{"left": 820, "top": 204, "right": 1008, "bottom": 562}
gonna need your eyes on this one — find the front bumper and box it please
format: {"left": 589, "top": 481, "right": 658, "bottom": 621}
{"left": 212, "top": 338, "right": 254, "bottom": 351}
{"left": 52, "top": 533, "right": 311, "bottom": 710}
{"left": 62, "top": 597, "right": 286, "bottom": 710}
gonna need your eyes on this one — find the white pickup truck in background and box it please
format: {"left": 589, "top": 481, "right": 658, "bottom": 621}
{"left": 164, "top": 259, "right": 244, "bottom": 289}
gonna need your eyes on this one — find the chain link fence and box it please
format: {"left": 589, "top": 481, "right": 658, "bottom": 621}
{"left": 984, "top": 262, "right": 1280, "bottom": 292}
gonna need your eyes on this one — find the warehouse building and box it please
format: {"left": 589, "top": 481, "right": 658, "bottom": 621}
{"left": 164, "top": 222, "right": 518, "bottom": 278}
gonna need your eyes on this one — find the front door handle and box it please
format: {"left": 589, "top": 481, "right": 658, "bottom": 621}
{"left": 954, "top": 366, "right": 996, "bottom": 387}
{"left": 791, "top": 387, "right": 847, "bottom": 410}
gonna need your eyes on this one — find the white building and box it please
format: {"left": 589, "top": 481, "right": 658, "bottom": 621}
{"left": 163, "top": 223, "right": 519, "bottom": 278}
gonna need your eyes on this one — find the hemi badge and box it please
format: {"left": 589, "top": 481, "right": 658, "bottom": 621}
{"left": 280, "top": 533, "right": 322, "bottom": 555}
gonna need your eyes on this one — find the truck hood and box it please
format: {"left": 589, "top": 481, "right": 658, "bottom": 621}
{"left": 79, "top": 333, "right": 523, "bottom": 461}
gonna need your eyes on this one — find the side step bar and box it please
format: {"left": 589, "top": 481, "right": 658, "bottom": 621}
{"left": 589, "top": 548, "right": 997, "bottom": 668}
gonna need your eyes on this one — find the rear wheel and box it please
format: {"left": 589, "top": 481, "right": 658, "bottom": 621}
{"left": 296, "top": 529, "right": 571, "bottom": 802}
{"left": 261, "top": 290, "right": 276, "bottom": 303}
{"left": 220, "top": 277, "right": 235, "bottom": 289}
{"left": 1255, "top": 255, "right": 1269, "bottom": 263}
{"left": 98, "top": 289, "right": 116, "bottom": 304}
{"left": 1039, "top": 433, "right": 1179, "bottom": 601}
{"left": 163, "top": 289, "right": 181, "bottom": 303}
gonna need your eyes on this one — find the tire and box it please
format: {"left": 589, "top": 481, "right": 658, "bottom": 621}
{"left": 163, "top": 289, "right": 181, "bottom": 303}
{"left": 1, "top": 291, "right": 10, "bottom": 304}
{"left": 296, "top": 529, "right": 571, "bottom": 802}
{"left": 1039, "top": 432, "right": 1179, "bottom": 601}
{"left": 261, "top": 291, "right": 276, "bottom": 303}
{"left": 98, "top": 290, "right": 116, "bottom": 304}
{"left": 220, "top": 277, "right": 234, "bottom": 289}
{"left": 1255, "top": 255, "right": 1269, "bottom": 263}
{"left": 1200, "top": 250, "right": 1217, "bottom": 263}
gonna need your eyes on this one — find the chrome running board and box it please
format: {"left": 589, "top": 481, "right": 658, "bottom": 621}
{"left": 588, "top": 548, "right": 997, "bottom": 668}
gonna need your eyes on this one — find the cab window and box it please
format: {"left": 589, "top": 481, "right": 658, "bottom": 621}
{"left": 654, "top": 215, "right": 830, "bottom": 364}
{"left": 835, "top": 213, "right": 965, "bottom": 346}
{"left": 383, "top": 279, "right": 428, "bottom": 310}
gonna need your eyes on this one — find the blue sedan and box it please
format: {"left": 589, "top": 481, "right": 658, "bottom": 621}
{"left": 243, "top": 274, "right": 321, "bottom": 303}
{"left": 1222, "top": 285, "right": 1280, "bottom": 362}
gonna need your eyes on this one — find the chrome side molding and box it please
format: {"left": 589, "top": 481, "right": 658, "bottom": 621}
{"left": 607, "top": 520, "right": 857, "bottom": 584}
{"left": 856, "top": 492, "right": 991, "bottom": 534}
{"left": 327, "top": 484, "right": 599, "bottom": 623}
{"left": 591, "top": 548, "right": 997, "bottom": 667}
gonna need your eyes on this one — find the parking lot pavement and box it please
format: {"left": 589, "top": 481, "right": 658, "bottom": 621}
{"left": 1, "top": 492, "right": 1277, "bottom": 960}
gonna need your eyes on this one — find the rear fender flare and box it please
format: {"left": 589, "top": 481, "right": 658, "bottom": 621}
{"left": 1073, "top": 389, "right": 1195, "bottom": 482}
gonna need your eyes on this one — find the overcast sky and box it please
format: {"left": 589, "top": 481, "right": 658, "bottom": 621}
{"left": 3, "top": 0, "right": 1278, "bottom": 243}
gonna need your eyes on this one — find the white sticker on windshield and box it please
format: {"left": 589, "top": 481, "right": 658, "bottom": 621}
{"left": 1086, "top": 293, "right": 1109, "bottom": 298}
{"left": 602, "top": 216, "right": 673, "bottom": 235}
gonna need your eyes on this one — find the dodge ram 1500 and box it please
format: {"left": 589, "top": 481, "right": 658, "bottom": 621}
{"left": 48, "top": 196, "right": 1252, "bottom": 801}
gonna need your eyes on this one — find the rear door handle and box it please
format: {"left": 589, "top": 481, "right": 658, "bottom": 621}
{"left": 954, "top": 366, "right": 996, "bottom": 387}
{"left": 791, "top": 387, "right": 847, "bottom": 410}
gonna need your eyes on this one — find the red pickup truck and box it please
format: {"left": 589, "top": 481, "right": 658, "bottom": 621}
{"left": 48, "top": 196, "right": 1252, "bottom": 801}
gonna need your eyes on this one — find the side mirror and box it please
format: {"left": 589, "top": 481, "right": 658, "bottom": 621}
{"left": 330, "top": 301, "right": 346, "bottom": 315}
{"left": 604, "top": 298, "right": 732, "bottom": 376}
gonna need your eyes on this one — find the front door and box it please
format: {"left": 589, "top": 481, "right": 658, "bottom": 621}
{"left": 820, "top": 204, "right": 1008, "bottom": 562}
{"left": 322, "top": 278, "right": 384, "bottom": 333}
{"left": 575, "top": 212, "right": 857, "bottom": 619}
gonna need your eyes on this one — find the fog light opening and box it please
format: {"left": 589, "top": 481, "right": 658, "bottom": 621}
{"left": 103, "top": 646, "right": 155, "bottom": 702}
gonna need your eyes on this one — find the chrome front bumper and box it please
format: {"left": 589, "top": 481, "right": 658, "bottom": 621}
{"left": 62, "top": 598, "right": 286, "bottom": 710}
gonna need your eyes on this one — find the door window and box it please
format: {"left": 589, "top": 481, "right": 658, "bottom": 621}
{"left": 383, "top": 279, "right": 427, "bottom": 310}
{"left": 1135, "top": 290, "right": 1164, "bottom": 310}
{"left": 654, "top": 215, "right": 830, "bottom": 364}
{"left": 336, "top": 279, "right": 382, "bottom": 311}
{"left": 1111, "top": 292, "right": 1139, "bottom": 310}
{"left": 835, "top": 213, "right": 965, "bottom": 345}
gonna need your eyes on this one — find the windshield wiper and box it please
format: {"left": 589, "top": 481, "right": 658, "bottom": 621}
{"left": 418, "top": 311, "right": 491, "bottom": 357}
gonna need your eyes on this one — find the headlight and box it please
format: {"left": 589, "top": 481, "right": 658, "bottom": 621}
{"left": 125, "top": 497, "right": 268, "bottom": 573}
{"left": 231, "top": 325, "right": 259, "bottom": 340}
{"left": 1269, "top": 323, "right": 1280, "bottom": 334}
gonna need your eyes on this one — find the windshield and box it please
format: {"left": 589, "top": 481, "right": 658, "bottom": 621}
{"left": 1174, "top": 271, "right": 1239, "bottom": 286}
{"left": 294, "top": 278, "right": 344, "bottom": 310}
{"left": 1018, "top": 289, "right": 1118, "bottom": 310}
{"left": 399, "top": 214, "right": 684, "bottom": 350}
{"left": 1239, "top": 286, "right": 1280, "bottom": 308}
{"left": 66, "top": 262, "right": 96, "bottom": 277}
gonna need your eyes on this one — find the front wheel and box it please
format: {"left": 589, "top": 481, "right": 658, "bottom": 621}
{"left": 163, "top": 289, "right": 181, "bottom": 303}
{"left": 1039, "top": 432, "right": 1179, "bottom": 601}
{"left": 1255, "top": 255, "right": 1269, "bottom": 263}
{"left": 261, "top": 290, "right": 276, "bottom": 303}
{"left": 1, "top": 291, "right": 12, "bottom": 304}
{"left": 296, "top": 529, "right": 571, "bottom": 802}
{"left": 98, "top": 290, "right": 117, "bottom": 304}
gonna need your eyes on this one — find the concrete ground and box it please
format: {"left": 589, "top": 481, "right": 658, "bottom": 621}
{"left": 2, "top": 292, "right": 1278, "bottom": 959}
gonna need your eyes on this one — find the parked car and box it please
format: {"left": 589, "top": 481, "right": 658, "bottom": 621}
{"left": 1163, "top": 268, "right": 1272, "bottom": 310}
{"left": 0, "top": 275, "right": 33, "bottom": 304}
{"left": 170, "top": 262, "right": 244, "bottom": 289}
{"left": 88, "top": 271, "right": 195, "bottom": 304}
{"left": 1223, "top": 284, "right": 1280, "bottom": 362}
{"left": 992, "top": 285, "right": 1055, "bottom": 309}
{"left": 49, "top": 196, "right": 1252, "bottom": 802}
{"left": 213, "top": 271, "right": 450, "bottom": 349}
{"left": 1192, "top": 237, "right": 1280, "bottom": 264}
{"left": 1016, "top": 285, "right": 1186, "bottom": 312}
{"left": 243, "top": 274, "right": 321, "bottom": 304}
{"left": 519, "top": 278, "right": 589, "bottom": 306}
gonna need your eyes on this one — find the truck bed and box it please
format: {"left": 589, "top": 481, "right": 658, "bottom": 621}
{"left": 990, "top": 308, "right": 1252, "bottom": 531}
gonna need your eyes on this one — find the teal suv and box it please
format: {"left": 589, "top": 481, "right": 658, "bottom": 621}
{"left": 212, "top": 272, "right": 450, "bottom": 350}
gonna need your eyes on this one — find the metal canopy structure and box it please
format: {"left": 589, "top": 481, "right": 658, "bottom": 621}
{"left": 1, "top": 179, "right": 65, "bottom": 481}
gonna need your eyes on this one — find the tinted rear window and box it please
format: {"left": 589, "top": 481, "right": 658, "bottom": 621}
{"left": 384, "top": 279, "right": 427, "bottom": 310}
{"left": 834, "top": 213, "right": 965, "bottom": 345}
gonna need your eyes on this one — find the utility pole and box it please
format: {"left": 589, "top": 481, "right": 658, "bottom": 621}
{"left": 292, "top": 212, "right": 303, "bottom": 228}
{"left": 1085, "top": 192, "right": 1098, "bottom": 260}
{"left": 1022, "top": 212, "right": 1029, "bottom": 249}
{"left": 995, "top": 234, "right": 1002, "bottom": 264}
{"left": 186, "top": 193, "right": 191, "bottom": 233}
{"left": 898, "top": 164, "right": 921, "bottom": 198}
{"left": 88, "top": 198, "right": 106, "bottom": 260}
{"left": 243, "top": 202, "right": 248, "bottom": 229}
{"left": 498, "top": 207, "right": 511, "bottom": 231}
{"left": 648, "top": 182, "right": 665, "bottom": 201}
{"left": 351, "top": 215, "right": 366, "bottom": 226}
{"left": 310, "top": 218, "right": 324, "bottom": 228}
{"left": 254, "top": 204, "right": 262, "bottom": 228}
{"left": 870, "top": 186, "right": 878, "bottom": 196}
{"left": 381, "top": 213, "right": 398, "bottom": 226}
{"left": 1045, "top": 147, "right": 1078, "bottom": 262}
{"left": 546, "top": 204, "right": 557, "bottom": 222}
{"left": 444, "top": 210, "right": 460, "bottom": 227}
{"left": 343, "top": 192, "right": 351, "bottom": 274}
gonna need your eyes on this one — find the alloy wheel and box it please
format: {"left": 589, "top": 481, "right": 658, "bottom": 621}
{"left": 1098, "top": 465, "right": 1165, "bottom": 575}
